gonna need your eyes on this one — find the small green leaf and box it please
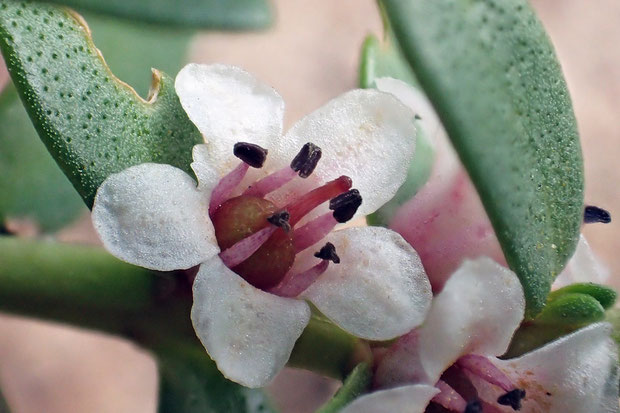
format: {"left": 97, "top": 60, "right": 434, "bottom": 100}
{"left": 158, "top": 346, "right": 276, "bottom": 413}
{"left": 0, "top": 2, "right": 202, "bottom": 206}
{"left": 536, "top": 292, "right": 605, "bottom": 325}
{"left": 382, "top": 0, "right": 584, "bottom": 317}
{"left": 503, "top": 322, "right": 575, "bottom": 359}
{"left": 41, "top": 0, "right": 273, "bottom": 29}
{"left": 0, "top": 84, "right": 85, "bottom": 231}
{"left": 359, "top": 24, "right": 432, "bottom": 227}
{"left": 316, "top": 363, "right": 371, "bottom": 413}
{"left": 548, "top": 283, "right": 617, "bottom": 310}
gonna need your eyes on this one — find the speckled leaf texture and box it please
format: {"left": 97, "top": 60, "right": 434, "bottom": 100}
{"left": 42, "top": 0, "right": 272, "bottom": 29}
{"left": 383, "top": 0, "right": 584, "bottom": 317}
{"left": 0, "top": 1, "right": 202, "bottom": 207}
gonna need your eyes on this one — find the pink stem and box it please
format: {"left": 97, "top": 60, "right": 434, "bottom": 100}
{"left": 219, "top": 226, "right": 276, "bottom": 268}
{"left": 269, "top": 260, "right": 329, "bottom": 297}
{"left": 209, "top": 162, "right": 250, "bottom": 215}
{"left": 287, "top": 176, "right": 351, "bottom": 226}
{"left": 431, "top": 380, "right": 467, "bottom": 412}
{"left": 243, "top": 166, "right": 297, "bottom": 197}
{"left": 293, "top": 213, "right": 338, "bottom": 253}
{"left": 457, "top": 354, "right": 513, "bottom": 392}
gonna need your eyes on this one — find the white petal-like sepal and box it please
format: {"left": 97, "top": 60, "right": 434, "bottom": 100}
{"left": 341, "top": 385, "right": 439, "bottom": 413}
{"left": 175, "top": 64, "right": 285, "bottom": 174}
{"left": 554, "top": 234, "right": 610, "bottom": 288}
{"left": 191, "top": 257, "right": 311, "bottom": 388}
{"left": 492, "top": 323, "right": 619, "bottom": 413}
{"left": 92, "top": 163, "right": 218, "bottom": 271}
{"left": 191, "top": 144, "right": 221, "bottom": 192}
{"left": 302, "top": 227, "right": 432, "bottom": 341}
{"left": 278, "top": 89, "right": 416, "bottom": 216}
{"left": 417, "top": 258, "right": 525, "bottom": 384}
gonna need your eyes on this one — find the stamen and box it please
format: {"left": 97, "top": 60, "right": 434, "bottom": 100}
{"left": 243, "top": 166, "right": 297, "bottom": 197}
{"left": 329, "top": 189, "right": 362, "bottom": 223}
{"left": 209, "top": 162, "right": 250, "bottom": 214}
{"left": 267, "top": 211, "right": 291, "bottom": 232}
{"left": 314, "top": 242, "right": 340, "bottom": 263}
{"left": 287, "top": 176, "right": 352, "bottom": 226}
{"left": 293, "top": 213, "right": 338, "bottom": 253}
{"left": 464, "top": 400, "right": 483, "bottom": 413}
{"left": 219, "top": 226, "right": 277, "bottom": 268}
{"left": 431, "top": 380, "right": 467, "bottom": 412}
{"left": 457, "top": 354, "right": 514, "bottom": 392}
{"left": 233, "top": 142, "right": 268, "bottom": 168}
{"left": 290, "top": 142, "right": 322, "bottom": 178}
{"left": 497, "top": 389, "right": 526, "bottom": 411}
{"left": 584, "top": 205, "right": 611, "bottom": 224}
{"left": 268, "top": 260, "right": 329, "bottom": 298}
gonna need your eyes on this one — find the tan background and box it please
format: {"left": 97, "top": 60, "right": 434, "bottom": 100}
{"left": 0, "top": 0, "right": 618, "bottom": 412}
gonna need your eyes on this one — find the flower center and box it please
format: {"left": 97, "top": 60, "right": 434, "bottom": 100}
{"left": 209, "top": 142, "right": 362, "bottom": 291}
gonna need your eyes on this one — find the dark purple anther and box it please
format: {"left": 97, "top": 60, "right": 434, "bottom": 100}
{"left": 584, "top": 205, "right": 611, "bottom": 224}
{"left": 497, "top": 388, "right": 526, "bottom": 411}
{"left": 233, "top": 142, "right": 268, "bottom": 168}
{"left": 267, "top": 210, "right": 291, "bottom": 232}
{"left": 329, "top": 189, "right": 362, "bottom": 223}
{"left": 290, "top": 142, "right": 322, "bottom": 178}
{"left": 314, "top": 242, "right": 340, "bottom": 263}
{"left": 464, "top": 400, "right": 483, "bottom": 413}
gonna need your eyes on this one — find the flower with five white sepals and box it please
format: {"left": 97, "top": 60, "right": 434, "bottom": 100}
{"left": 342, "top": 257, "right": 619, "bottom": 413}
{"left": 91, "top": 63, "right": 433, "bottom": 388}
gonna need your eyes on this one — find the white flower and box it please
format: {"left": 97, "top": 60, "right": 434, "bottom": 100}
{"left": 91, "top": 64, "right": 433, "bottom": 387}
{"left": 343, "top": 257, "right": 619, "bottom": 413}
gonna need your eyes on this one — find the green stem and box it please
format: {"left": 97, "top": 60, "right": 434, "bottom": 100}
{"left": 0, "top": 236, "right": 360, "bottom": 379}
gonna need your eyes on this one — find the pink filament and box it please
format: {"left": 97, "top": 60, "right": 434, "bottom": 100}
{"left": 219, "top": 226, "right": 277, "bottom": 268}
{"left": 243, "top": 166, "right": 297, "bottom": 197}
{"left": 209, "top": 162, "right": 250, "bottom": 215}
{"left": 287, "top": 176, "right": 352, "bottom": 226}
{"left": 268, "top": 260, "right": 329, "bottom": 297}
{"left": 293, "top": 213, "right": 338, "bottom": 253}
{"left": 431, "top": 380, "right": 467, "bottom": 412}
{"left": 457, "top": 354, "right": 513, "bottom": 392}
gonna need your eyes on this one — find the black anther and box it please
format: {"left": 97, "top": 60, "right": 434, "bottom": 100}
{"left": 329, "top": 189, "right": 362, "bottom": 223}
{"left": 233, "top": 142, "right": 268, "bottom": 168}
{"left": 464, "top": 400, "right": 483, "bottom": 413}
{"left": 497, "top": 388, "right": 526, "bottom": 411}
{"left": 267, "top": 210, "right": 291, "bottom": 232}
{"left": 584, "top": 205, "right": 611, "bottom": 224}
{"left": 290, "top": 142, "right": 322, "bottom": 178}
{"left": 314, "top": 242, "right": 340, "bottom": 264}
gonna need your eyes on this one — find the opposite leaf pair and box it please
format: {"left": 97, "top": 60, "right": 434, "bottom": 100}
{"left": 91, "top": 63, "right": 433, "bottom": 387}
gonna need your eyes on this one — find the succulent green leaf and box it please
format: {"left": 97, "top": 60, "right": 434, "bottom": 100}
{"left": 0, "top": 2, "right": 203, "bottom": 207}
{"left": 316, "top": 363, "right": 372, "bottom": 413}
{"left": 158, "top": 347, "right": 277, "bottom": 413}
{"left": 41, "top": 0, "right": 273, "bottom": 30}
{"left": 382, "top": 0, "right": 584, "bottom": 317}
{"left": 0, "top": 84, "right": 85, "bottom": 231}
{"left": 549, "top": 283, "right": 617, "bottom": 310}
{"left": 536, "top": 292, "right": 605, "bottom": 325}
{"left": 503, "top": 322, "right": 576, "bottom": 359}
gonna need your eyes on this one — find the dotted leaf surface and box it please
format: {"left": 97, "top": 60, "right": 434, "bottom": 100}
{"left": 382, "top": 0, "right": 584, "bottom": 316}
{"left": 0, "top": 1, "right": 202, "bottom": 207}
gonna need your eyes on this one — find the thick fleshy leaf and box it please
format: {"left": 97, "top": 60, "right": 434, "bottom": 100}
{"left": 302, "top": 227, "right": 432, "bottom": 341}
{"left": 175, "top": 64, "right": 284, "bottom": 175}
{"left": 0, "top": 84, "right": 84, "bottom": 231}
{"left": 42, "top": 0, "right": 272, "bottom": 29}
{"left": 316, "top": 363, "right": 371, "bottom": 413}
{"left": 0, "top": 2, "right": 202, "bottom": 206}
{"left": 340, "top": 384, "right": 439, "bottom": 413}
{"left": 358, "top": 29, "right": 417, "bottom": 89}
{"left": 279, "top": 89, "right": 416, "bottom": 216}
{"left": 0, "top": 12, "right": 191, "bottom": 231}
{"left": 549, "top": 283, "right": 617, "bottom": 311}
{"left": 536, "top": 293, "right": 605, "bottom": 326}
{"left": 416, "top": 258, "right": 524, "bottom": 384}
{"left": 382, "top": 0, "right": 584, "bottom": 317}
{"left": 158, "top": 351, "right": 276, "bottom": 413}
{"left": 484, "top": 323, "right": 619, "bottom": 413}
{"left": 191, "top": 258, "right": 311, "bottom": 388}
{"left": 92, "top": 163, "right": 217, "bottom": 271}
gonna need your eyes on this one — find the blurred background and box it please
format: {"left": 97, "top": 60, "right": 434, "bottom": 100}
{"left": 0, "top": 0, "right": 618, "bottom": 412}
